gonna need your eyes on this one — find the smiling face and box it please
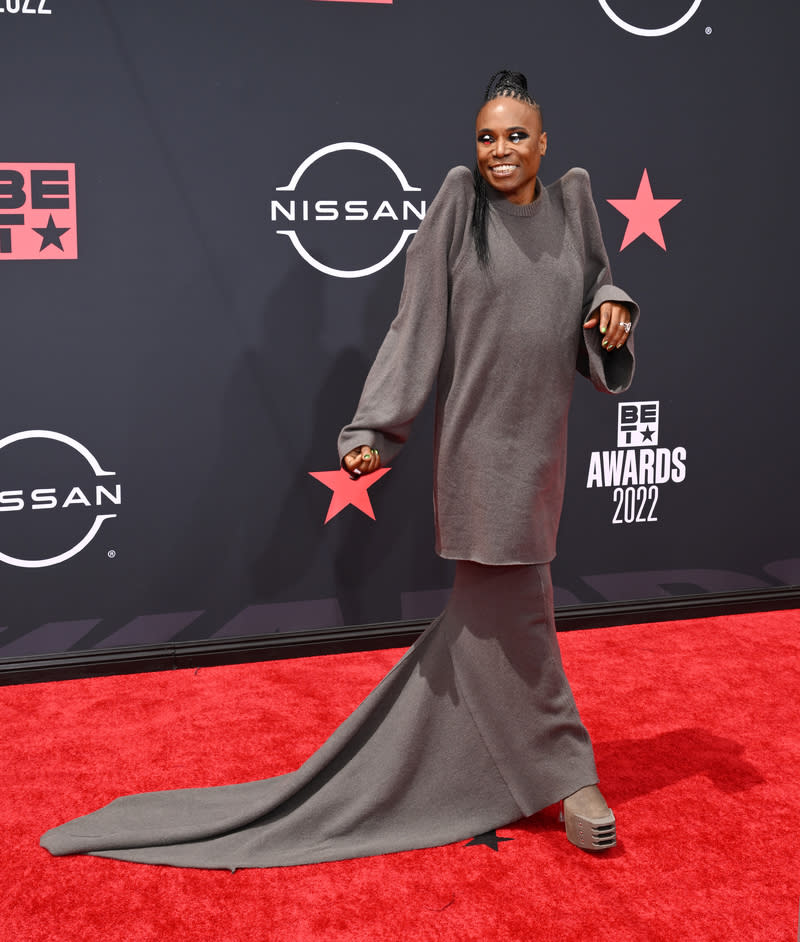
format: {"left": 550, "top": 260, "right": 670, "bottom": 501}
{"left": 475, "top": 97, "right": 547, "bottom": 205}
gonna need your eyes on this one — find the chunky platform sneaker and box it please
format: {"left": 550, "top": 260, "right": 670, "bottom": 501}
{"left": 560, "top": 785, "right": 617, "bottom": 851}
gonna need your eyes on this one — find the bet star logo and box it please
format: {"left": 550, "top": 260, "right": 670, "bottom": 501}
{"left": 0, "top": 163, "right": 78, "bottom": 260}
{"left": 33, "top": 214, "right": 70, "bottom": 251}
{"left": 309, "top": 467, "right": 391, "bottom": 523}
{"left": 607, "top": 170, "right": 682, "bottom": 251}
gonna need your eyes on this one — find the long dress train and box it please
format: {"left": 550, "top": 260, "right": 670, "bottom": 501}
{"left": 40, "top": 561, "right": 597, "bottom": 869}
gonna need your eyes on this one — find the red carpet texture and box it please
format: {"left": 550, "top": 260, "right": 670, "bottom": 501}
{"left": 4, "top": 610, "right": 800, "bottom": 941}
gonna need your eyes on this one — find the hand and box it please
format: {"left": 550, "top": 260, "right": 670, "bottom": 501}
{"left": 343, "top": 445, "right": 382, "bottom": 477}
{"left": 583, "top": 301, "right": 632, "bottom": 351}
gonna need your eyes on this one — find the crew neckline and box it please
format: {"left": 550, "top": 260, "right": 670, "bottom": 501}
{"left": 487, "top": 177, "right": 546, "bottom": 217}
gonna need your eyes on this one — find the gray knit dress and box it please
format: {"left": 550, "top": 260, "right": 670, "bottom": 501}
{"left": 40, "top": 167, "right": 638, "bottom": 869}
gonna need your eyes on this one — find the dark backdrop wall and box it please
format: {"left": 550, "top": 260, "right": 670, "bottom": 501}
{"left": 1, "top": 0, "right": 797, "bottom": 662}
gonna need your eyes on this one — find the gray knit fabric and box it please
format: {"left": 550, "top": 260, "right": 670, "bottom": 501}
{"left": 339, "top": 166, "right": 638, "bottom": 564}
{"left": 41, "top": 563, "right": 596, "bottom": 869}
{"left": 41, "top": 167, "right": 636, "bottom": 870}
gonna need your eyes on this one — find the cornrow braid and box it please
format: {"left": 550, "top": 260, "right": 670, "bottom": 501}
{"left": 472, "top": 167, "right": 491, "bottom": 267}
{"left": 472, "top": 70, "right": 542, "bottom": 266}
{"left": 483, "top": 70, "right": 538, "bottom": 110}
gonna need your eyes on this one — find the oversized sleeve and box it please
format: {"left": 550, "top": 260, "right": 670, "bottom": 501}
{"left": 337, "top": 167, "right": 473, "bottom": 465}
{"left": 569, "top": 168, "right": 640, "bottom": 394}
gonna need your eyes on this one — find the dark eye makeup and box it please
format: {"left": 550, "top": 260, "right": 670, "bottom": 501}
{"left": 476, "top": 129, "right": 531, "bottom": 145}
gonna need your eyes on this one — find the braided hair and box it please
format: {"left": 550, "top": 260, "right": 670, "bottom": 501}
{"left": 472, "top": 70, "right": 542, "bottom": 266}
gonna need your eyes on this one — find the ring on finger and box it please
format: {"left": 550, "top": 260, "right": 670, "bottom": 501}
{"left": 622, "top": 321, "right": 631, "bottom": 334}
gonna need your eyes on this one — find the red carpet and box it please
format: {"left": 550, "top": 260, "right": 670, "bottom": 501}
{"left": 3, "top": 610, "right": 800, "bottom": 941}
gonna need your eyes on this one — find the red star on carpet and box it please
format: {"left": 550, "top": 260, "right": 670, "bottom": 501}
{"left": 309, "top": 467, "right": 391, "bottom": 523}
{"left": 607, "top": 169, "right": 682, "bottom": 251}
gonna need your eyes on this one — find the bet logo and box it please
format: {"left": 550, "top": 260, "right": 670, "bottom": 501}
{"left": 0, "top": 431, "right": 120, "bottom": 568}
{"left": 586, "top": 400, "right": 687, "bottom": 525}
{"left": 597, "top": 0, "right": 703, "bottom": 36}
{"left": 270, "top": 143, "right": 426, "bottom": 279}
{"left": 618, "top": 401, "right": 659, "bottom": 447}
{"left": 0, "top": 163, "right": 77, "bottom": 259}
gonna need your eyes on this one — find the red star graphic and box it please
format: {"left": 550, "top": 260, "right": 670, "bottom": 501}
{"left": 309, "top": 467, "right": 391, "bottom": 523}
{"left": 607, "top": 169, "right": 682, "bottom": 251}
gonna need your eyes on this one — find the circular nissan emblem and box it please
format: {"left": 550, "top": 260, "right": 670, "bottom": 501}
{"left": 0, "top": 430, "right": 120, "bottom": 569}
{"left": 271, "top": 142, "right": 425, "bottom": 279}
{"left": 597, "top": 0, "right": 703, "bottom": 37}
